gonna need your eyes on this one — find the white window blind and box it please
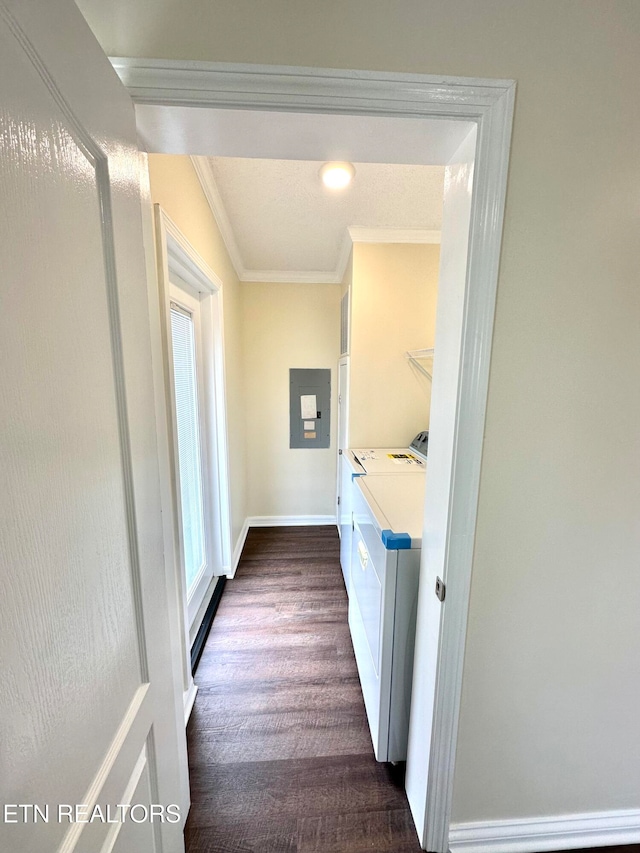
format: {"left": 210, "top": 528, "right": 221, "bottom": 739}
{"left": 170, "top": 303, "right": 206, "bottom": 593}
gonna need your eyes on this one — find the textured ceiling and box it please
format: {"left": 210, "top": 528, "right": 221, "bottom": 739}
{"left": 206, "top": 157, "right": 445, "bottom": 276}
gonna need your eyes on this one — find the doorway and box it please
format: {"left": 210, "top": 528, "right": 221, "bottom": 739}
{"left": 120, "top": 60, "right": 514, "bottom": 853}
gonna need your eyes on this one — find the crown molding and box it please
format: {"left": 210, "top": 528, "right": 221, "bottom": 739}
{"left": 191, "top": 155, "right": 424, "bottom": 286}
{"left": 348, "top": 227, "right": 441, "bottom": 244}
{"left": 192, "top": 155, "right": 343, "bottom": 283}
{"left": 241, "top": 269, "right": 342, "bottom": 285}
{"left": 111, "top": 58, "right": 513, "bottom": 112}
{"left": 190, "top": 155, "right": 246, "bottom": 280}
{"left": 335, "top": 231, "right": 354, "bottom": 283}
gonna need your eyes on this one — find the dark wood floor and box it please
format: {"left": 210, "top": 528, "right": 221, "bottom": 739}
{"left": 184, "top": 526, "right": 421, "bottom": 852}
{"left": 184, "top": 525, "right": 640, "bottom": 853}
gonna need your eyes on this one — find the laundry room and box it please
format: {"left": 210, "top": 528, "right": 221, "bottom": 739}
{"left": 144, "top": 139, "right": 447, "bottom": 573}
{"left": 138, "top": 105, "right": 476, "bottom": 846}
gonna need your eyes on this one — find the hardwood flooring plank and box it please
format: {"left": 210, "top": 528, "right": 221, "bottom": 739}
{"left": 188, "top": 710, "right": 372, "bottom": 764}
{"left": 186, "top": 755, "right": 410, "bottom": 826}
{"left": 185, "top": 526, "right": 421, "bottom": 851}
{"left": 191, "top": 678, "right": 365, "bottom": 716}
{"left": 184, "top": 526, "right": 415, "bottom": 851}
{"left": 298, "top": 808, "right": 422, "bottom": 852}
{"left": 185, "top": 819, "right": 298, "bottom": 853}
{"left": 185, "top": 526, "right": 640, "bottom": 853}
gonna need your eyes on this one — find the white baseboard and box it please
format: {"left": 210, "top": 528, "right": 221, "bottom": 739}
{"left": 247, "top": 515, "right": 337, "bottom": 527}
{"left": 449, "top": 809, "right": 640, "bottom": 853}
{"left": 226, "top": 515, "right": 336, "bottom": 579}
{"left": 227, "top": 518, "right": 250, "bottom": 579}
{"left": 183, "top": 680, "right": 198, "bottom": 726}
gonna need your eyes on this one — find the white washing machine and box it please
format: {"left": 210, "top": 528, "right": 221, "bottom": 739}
{"left": 339, "top": 431, "right": 427, "bottom": 591}
{"left": 349, "top": 472, "right": 425, "bottom": 762}
{"left": 349, "top": 430, "right": 428, "bottom": 475}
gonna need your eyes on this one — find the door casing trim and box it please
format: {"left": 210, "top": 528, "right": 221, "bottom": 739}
{"left": 115, "top": 58, "right": 516, "bottom": 853}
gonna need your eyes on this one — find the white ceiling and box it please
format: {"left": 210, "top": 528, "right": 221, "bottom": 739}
{"left": 134, "top": 102, "right": 470, "bottom": 282}
{"left": 197, "top": 156, "right": 445, "bottom": 282}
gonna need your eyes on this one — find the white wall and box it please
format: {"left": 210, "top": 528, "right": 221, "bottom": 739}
{"left": 241, "top": 281, "right": 341, "bottom": 520}
{"left": 348, "top": 242, "right": 440, "bottom": 447}
{"left": 78, "top": 0, "right": 640, "bottom": 827}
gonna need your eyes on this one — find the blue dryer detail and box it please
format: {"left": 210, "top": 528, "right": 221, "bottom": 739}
{"left": 381, "top": 530, "right": 412, "bottom": 550}
{"left": 351, "top": 472, "right": 365, "bottom": 481}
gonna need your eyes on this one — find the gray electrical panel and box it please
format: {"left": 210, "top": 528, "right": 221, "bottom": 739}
{"left": 289, "top": 368, "right": 331, "bottom": 449}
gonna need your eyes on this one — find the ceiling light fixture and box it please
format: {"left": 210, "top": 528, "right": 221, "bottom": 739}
{"left": 319, "top": 161, "right": 355, "bottom": 190}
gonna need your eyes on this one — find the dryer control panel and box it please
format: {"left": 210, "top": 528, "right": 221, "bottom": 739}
{"left": 409, "top": 430, "right": 429, "bottom": 460}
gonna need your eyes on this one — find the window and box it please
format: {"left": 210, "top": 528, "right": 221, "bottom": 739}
{"left": 170, "top": 301, "right": 207, "bottom": 595}
{"left": 168, "top": 282, "right": 215, "bottom": 628}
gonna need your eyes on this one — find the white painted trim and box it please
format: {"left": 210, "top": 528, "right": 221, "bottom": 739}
{"left": 114, "top": 59, "right": 516, "bottom": 853}
{"left": 449, "top": 810, "right": 640, "bottom": 853}
{"left": 228, "top": 517, "right": 250, "bottom": 579}
{"left": 423, "top": 85, "right": 515, "bottom": 853}
{"left": 336, "top": 232, "right": 354, "bottom": 284}
{"left": 58, "top": 685, "right": 150, "bottom": 853}
{"left": 138, "top": 154, "right": 191, "bottom": 816}
{"left": 348, "top": 227, "right": 441, "bottom": 244}
{"left": 110, "top": 58, "right": 515, "bottom": 111}
{"left": 190, "top": 155, "right": 245, "bottom": 281}
{"left": 183, "top": 681, "right": 198, "bottom": 725}
{"left": 154, "top": 206, "right": 233, "bottom": 692}
{"left": 240, "top": 269, "right": 342, "bottom": 284}
{"left": 190, "top": 154, "right": 440, "bottom": 285}
{"left": 159, "top": 209, "right": 233, "bottom": 579}
{"left": 100, "top": 746, "right": 149, "bottom": 853}
{"left": 248, "top": 515, "right": 337, "bottom": 527}
{"left": 153, "top": 208, "right": 199, "bottom": 698}
{"left": 162, "top": 209, "right": 222, "bottom": 294}
{"left": 228, "top": 514, "right": 334, "bottom": 574}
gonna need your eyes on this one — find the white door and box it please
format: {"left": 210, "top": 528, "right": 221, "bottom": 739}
{"left": 337, "top": 356, "right": 352, "bottom": 588}
{"left": 337, "top": 356, "right": 350, "bottom": 459}
{"left": 0, "top": 2, "right": 187, "bottom": 852}
{"left": 336, "top": 356, "right": 350, "bottom": 519}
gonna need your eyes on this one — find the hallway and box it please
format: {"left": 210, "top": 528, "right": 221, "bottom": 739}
{"left": 182, "top": 526, "right": 640, "bottom": 853}
{"left": 183, "top": 525, "right": 422, "bottom": 852}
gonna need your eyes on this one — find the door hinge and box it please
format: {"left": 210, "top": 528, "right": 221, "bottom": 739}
{"left": 338, "top": 448, "right": 342, "bottom": 455}
{"left": 435, "top": 577, "right": 446, "bottom": 602}
{"left": 339, "top": 394, "right": 342, "bottom": 404}
{"left": 337, "top": 496, "right": 341, "bottom": 505}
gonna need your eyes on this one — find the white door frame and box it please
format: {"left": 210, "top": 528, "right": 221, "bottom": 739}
{"left": 113, "top": 59, "right": 515, "bottom": 852}
{"left": 336, "top": 353, "right": 350, "bottom": 528}
{"left": 153, "top": 206, "right": 232, "bottom": 722}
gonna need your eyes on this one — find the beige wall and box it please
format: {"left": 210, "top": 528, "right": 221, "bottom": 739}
{"left": 241, "top": 282, "right": 341, "bottom": 519}
{"left": 79, "top": 0, "right": 640, "bottom": 826}
{"left": 147, "top": 156, "right": 341, "bottom": 528}
{"left": 349, "top": 242, "right": 439, "bottom": 447}
{"left": 146, "top": 154, "right": 247, "bottom": 554}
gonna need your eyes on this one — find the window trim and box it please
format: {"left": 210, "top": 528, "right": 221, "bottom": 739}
{"left": 169, "top": 284, "right": 213, "bottom": 627}
{"left": 153, "top": 205, "right": 232, "bottom": 721}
